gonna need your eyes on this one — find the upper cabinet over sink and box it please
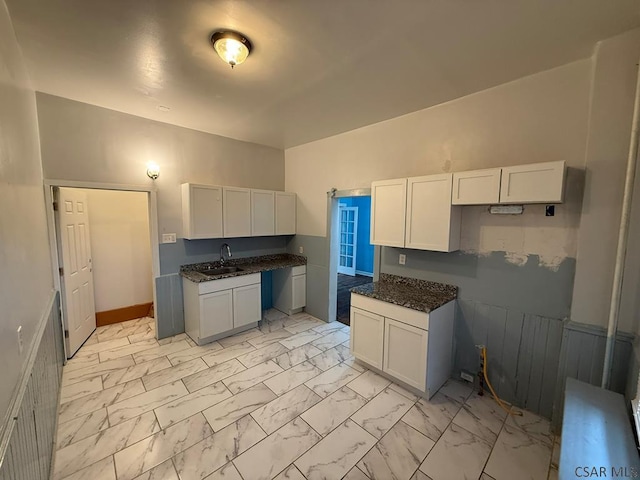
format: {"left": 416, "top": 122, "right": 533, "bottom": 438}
{"left": 452, "top": 160, "right": 566, "bottom": 205}
{"left": 371, "top": 173, "right": 461, "bottom": 252}
{"left": 182, "top": 183, "right": 296, "bottom": 240}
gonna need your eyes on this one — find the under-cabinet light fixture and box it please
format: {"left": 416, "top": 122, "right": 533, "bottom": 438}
{"left": 489, "top": 205, "right": 524, "bottom": 215}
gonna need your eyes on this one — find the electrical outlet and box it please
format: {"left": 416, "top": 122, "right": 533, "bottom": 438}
{"left": 399, "top": 254, "right": 406, "bottom": 265}
{"left": 545, "top": 205, "right": 555, "bottom": 217}
{"left": 299, "top": 246, "right": 304, "bottom": 254}
{"left": 460, "top": 371, "right": 474, "bottom": 383}
{"left": 162, "top": 233, "right": 177, "bottom": 243}
{"left": 17, "top": 326, "right": 23, "bottom": 355}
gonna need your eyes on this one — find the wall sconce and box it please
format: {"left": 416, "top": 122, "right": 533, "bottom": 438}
{"left": 146, "top": 162, "right": 160, "bottom": 180}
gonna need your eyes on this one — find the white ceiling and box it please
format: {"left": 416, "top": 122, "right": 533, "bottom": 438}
{"left": 6, "top": 0, "right": 640, "bottom": 149}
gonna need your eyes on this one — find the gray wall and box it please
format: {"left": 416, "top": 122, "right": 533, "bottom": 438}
{"left": 287, "top": 235, "right": 329, "bottom": 321}
{"left": 0, "top": 0, "right": 54, "bottom": 430}
{"left": 0, "top": 293, "right": 64, "bottom": 480}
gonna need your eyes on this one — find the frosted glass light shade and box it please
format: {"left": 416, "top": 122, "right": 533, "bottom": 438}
{"left": 211, "top": 31, "right": 252, "bottom": 68}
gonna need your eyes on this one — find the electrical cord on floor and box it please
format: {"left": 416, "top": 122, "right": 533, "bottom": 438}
{"left": 477, "top": 345, "right": 523, "bottom": 417}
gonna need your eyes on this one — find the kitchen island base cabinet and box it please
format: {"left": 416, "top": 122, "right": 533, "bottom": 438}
{"left": 273, "top": 265, "right": 306, "bottom": 316}
{"left": 350, "top": 293, "right": 454, "bottom": 398}
{"left": 183, "top": 273, "right": 261, "bottom": 346}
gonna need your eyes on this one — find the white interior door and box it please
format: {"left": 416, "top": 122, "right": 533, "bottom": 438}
{"left": 338, "top": 206, "right": 358, "bottom": 276}
{"left": 56, "top": 187, "right": 97, "bottom": 357}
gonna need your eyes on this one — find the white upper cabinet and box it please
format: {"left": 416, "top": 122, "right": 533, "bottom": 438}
{"left": 500, "top": 160, "right": 566, "bottom": 204}
{"left": 405, "top": 174, "right": 461, "bottom": 252}
{"left": 452, "top": 168, "right": 502, "bottom": 205}
{"left": 275, "top": 192, "right": 296, "bottom": 235}
{"left": 223, "top": 187, "right": 252, "bottom": 238}
{"left": 182, "top": 184, "right": 223, "bottom": 239}
{"left": 251, "top": 189, "right": 275, "bottom": 236}
{"left": 371, "top": 178, "right": 407, "bottom": 247}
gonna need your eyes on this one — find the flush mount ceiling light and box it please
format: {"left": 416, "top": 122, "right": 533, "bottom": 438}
{"left": 211, "top": 30, "right": 252, "bottom": 68}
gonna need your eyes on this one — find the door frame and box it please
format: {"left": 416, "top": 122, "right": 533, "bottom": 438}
{"left": 44, "top": 179, "right": 160, "bottom": 361}
{"left": 326, "top": 188, "right": 380, "bottom": 323}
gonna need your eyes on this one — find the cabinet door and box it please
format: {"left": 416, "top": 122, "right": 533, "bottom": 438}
{"left": 233, "top": 283, "right": 262, "bottom": 328}
{"left": 383, "top": 318, "right": 427, "bottom": 391}
{"left": 223, "top": 187, "right": 252, "bottom": 237}
{"left": 500, "top": 160, "right": 565, "bottom": 204}
{"left": 291, "top": 274, "right": 306, "bottom": 310}
{"left": 200, "top": 289, "right": 233, "bottom": 338}
{"left": 251, "top": 190, "right": 275, "bottom": 236}
{"left": 350, "top": 307, "right": 384, "bottom": 369}
{"left": 405, "top": 174, "right": 460, "bottom": 252}
{"left": 275, "top": 192, "right": 296, "bottom": 235}
{"left": 370, "top": 178, "right": 407, "bottom": 247}
{"left": 452, "top": 168, "right": 501, "bottom": 205}
{"left": 182, "top": 184, "right": 223, "bottom": 239}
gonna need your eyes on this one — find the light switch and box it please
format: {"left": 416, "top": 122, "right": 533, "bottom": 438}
{"left": 162, "top": 233, "right": 177, "bottom": 243}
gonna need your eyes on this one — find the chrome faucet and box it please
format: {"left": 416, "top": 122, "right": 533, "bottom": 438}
{"left": 220, "top": 243, "right": 232, "bottom": 265}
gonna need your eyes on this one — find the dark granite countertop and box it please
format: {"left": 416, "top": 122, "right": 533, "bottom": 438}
{"left": 350, "top": 273, "right": 457, "bottom": 313}
{"left": 180, "top": 253, "right": 306, "bottom": 283}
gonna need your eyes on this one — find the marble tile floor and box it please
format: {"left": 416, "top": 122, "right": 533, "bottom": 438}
{"left": 53, "top": 310, "right": 559, "bottom": 480}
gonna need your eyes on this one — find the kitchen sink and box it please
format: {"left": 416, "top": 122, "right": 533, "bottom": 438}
{"left": 200, "top": 266, "right": 244, "bottom": 276}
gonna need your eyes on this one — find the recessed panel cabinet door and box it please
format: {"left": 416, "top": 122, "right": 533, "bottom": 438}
{"left": 275, "top": 192, "right": 296, "bottom": 235}
{"left": 291, "top": 274, "right": 306, "bottom": 310}
{"left": 500, "top": 160, "right": 566, "bottom": 204}
{"left": 251, "top": 189, "right": 275, "bottom": 236}
{"left": 405, "top": 174, "right": 460, "bottom": 252}
{"left": 233, "top": 283, "right": 262, "bottom": 328}
{"left": 182, "top": 184, "right": 223, "bottom": 239}
{"left": 200, "top": 289, "right": 233, "bottom": 338}
{"left": 223, "top": 187, "right": 252, "bottom": 237}
{"left": 452, "top": 168, "right": 502, "bottom": 205}
{"left": 383, "top": 318, "right": 427, "bottom": 391}
{"left": 350, "top": 306, "right": 384, "bottom": 369}
{"left": 370, "top": 178, "right": 407, "bottom": 247}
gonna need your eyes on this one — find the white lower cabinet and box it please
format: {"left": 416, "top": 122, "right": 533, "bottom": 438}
{"left": 273, "top": 265, "right": 306, "bottom": 315}
{"left": 183, "top": 273, "right": 261, "bottom": 345}
{"left": 350, "top": 293, "right": 454, "bottom": 398}
{"left": 199, "top": 290, "right": 233, "bottom": 339}
{"left": 233, "top": 283, "right": 262, "bottom": 328}
{"left": 383, "top": 318, "right": 428, "bottom": 391}
{"left": 350, "top": 308, "right": 384, "bottom": 369}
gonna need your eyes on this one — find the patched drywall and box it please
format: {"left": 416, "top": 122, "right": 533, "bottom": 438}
{"left": 0, "top": 0, "right": 53, "bottom": 423}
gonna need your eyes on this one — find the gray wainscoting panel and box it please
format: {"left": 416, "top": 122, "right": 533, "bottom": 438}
{"left": 454, "top": 299, "right": 564, "bottom": 419}
{"left": 287, "top": 235, "right": 330, "bottom": 321}
{"left": 160, "top": 237, "right": 288, "bottom": 275}
{"left": 0, "top": 291, "right": 64, "bottom": 480}
{"left": 625, "top": 339, "right": 640, "bottom": 403}
{"left": 155, "top": 274, "right": 185, "bottom": 339}
{"left": 552, "top": 322, "right": 633, "bottom": 429}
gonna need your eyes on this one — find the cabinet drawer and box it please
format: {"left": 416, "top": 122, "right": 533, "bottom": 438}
{"left": 351, "top": 293, "right": 429, "bottom": 330}
{"left": 291, "top": 265, "right": 306, "bottom": 276}
{"left": 198, "top": 273, "right": 260, "bottom": 295}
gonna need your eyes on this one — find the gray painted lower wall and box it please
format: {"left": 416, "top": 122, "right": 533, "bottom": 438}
{"left": 287, "top": 235, "right": 329, "bottom": 321}
{"left": 0, "top": 291, "right": 64, "bottom": 480}
{"left": 159, "top": 237, "right": 288, "bottom": 275}
{"left": 156, "top": 237, "right": 288, "bottom": 338}
{"left": 553, "top": 323, "right": 633, "bottom": 429}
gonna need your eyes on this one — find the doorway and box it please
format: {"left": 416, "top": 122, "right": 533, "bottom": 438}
{"left": 333, "top": 196, "right": 374, "bottom": 325}
{"left": 46, "top": 181, "right": 159, "bottom": 360}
